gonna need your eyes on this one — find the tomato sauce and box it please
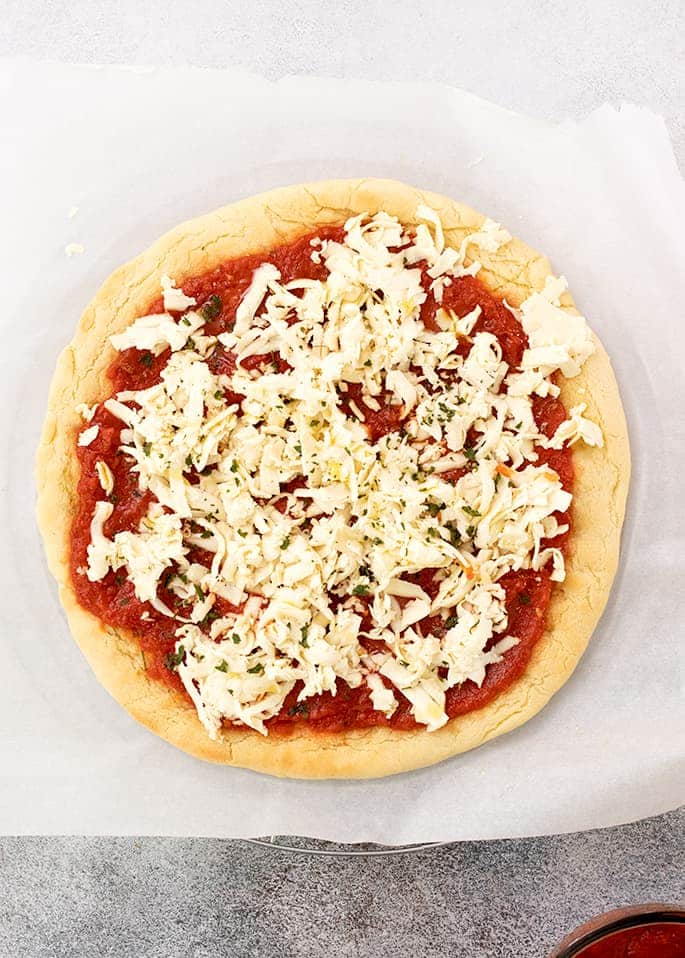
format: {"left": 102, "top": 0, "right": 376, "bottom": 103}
{"left": 70, "top": 227, "right": 574, "bottom": 731}
{"left": 574, "top": 922, "right": 685, "bottom": 957}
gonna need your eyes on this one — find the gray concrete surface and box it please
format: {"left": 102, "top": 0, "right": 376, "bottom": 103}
{"left": 1, "top": 2, "right": 683, "bottom": 955}
{"left": 1, "top": 811, "right": 683, "bottom": 957}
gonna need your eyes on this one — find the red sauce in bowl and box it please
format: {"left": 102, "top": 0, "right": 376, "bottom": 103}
{"left": 550, "top": 908, "right": 685, "bottom": 958}
{"left": 578, "top": 923, "right": 685, "bottom": 957}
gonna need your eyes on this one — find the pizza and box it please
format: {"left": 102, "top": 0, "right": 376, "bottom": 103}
{"left": 36, "top": 179, "right": 630, "bottom": 779}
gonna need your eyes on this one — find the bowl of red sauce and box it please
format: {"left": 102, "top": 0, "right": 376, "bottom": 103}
{"left": 548, "top": 904, "right": 685, "bottom": 957}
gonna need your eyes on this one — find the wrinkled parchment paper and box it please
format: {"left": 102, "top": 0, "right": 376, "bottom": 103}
{"left": 1, "top": 59, "right": 682, "bottom": 842}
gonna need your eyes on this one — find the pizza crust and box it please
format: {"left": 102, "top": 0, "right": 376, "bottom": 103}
{"left": 36, "top": 178, "right": 630, "bottom": 778}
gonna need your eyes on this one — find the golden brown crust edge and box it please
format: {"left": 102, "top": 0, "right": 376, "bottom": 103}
{"left": 36, "top": 178, "right": 630, "bottom": 779}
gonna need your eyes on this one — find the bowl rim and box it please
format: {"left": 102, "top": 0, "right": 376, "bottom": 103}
{"left": 549, "top": 903, "right": 685, "bottom": 957}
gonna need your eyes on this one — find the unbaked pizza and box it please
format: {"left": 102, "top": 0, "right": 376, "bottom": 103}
{"left": 36, "top": 179, "right": 629, "bottom": 778}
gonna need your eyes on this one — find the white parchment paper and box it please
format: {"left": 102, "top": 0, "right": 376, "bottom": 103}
{"left": 1, "top": 59, "right": 683, "bottom": 842}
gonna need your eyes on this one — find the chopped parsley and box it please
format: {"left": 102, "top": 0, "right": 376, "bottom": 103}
{"left": 214, "top": 389, "right": 224, "bottom": 400}
{"left": 352, "top": 584, "right": 369, "bottom": 596}
{"left": 462, "top": 505, "right": 481, "bottom": 517}
{"left": 230, "top": 460, "right": 239, "bottom": 473}
{"left": 201, "top": 294, "right": 222, "bottom": 321}
{"left": 247, "top": 662, "right": 264, "bottom": 675}
{"left": 463, "top": 445, "right": 477, "bottom": 462}
{"left": 165, "top": 645, "right": 185, "bottom": 671}
{"left": 232, "top": 634, "right": 241, "bottom": 644}
{"left": 300, "top": 625, "right": 309, "bottom": 648}
{"left": 215, "top": 660, "right": 229, "bottom": 673}
{"left": 140, "top": 352, "right": 153, "bottom": 368}
{"left": 142, "top": 441, "right": 152, "bottom": 457}
{"left": 449, "top": 527, "right": 462, "bottom": 546}
{"left": 445, "top": 615, "right": 459, "bottom": 629}
{"left": 280, "top": 535, "right": 291, "bottom": 550}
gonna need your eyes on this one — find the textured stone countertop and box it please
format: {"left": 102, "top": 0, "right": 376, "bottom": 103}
{"left": 1, "top": 1, "right": 683, "bottom": 955}
{"left": 1, "top": 813, "right": 683, "bottom": 957}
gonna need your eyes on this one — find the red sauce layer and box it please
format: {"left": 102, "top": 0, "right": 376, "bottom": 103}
{"left": 576, "top": 922, "right": 685, "bottom": 957}
{"left": 70, "top": 226, "right": 574, "bottom": 732}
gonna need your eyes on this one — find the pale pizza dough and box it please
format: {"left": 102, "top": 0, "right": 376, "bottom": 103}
{"left": 35, "top": 179, "right": 630, "bottom": 778}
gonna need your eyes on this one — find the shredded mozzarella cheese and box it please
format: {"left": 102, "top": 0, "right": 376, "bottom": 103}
{"left": 81, "top": 207, "right": 601, "bottom": 738}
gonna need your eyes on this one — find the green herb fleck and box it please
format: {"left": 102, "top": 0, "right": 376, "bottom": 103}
{"left": 352, "top": 584, "right": 369, "bottom": 596}
{"left": 300, "top": 625, "right": 310, "bottom": 648}
{"left": 287, "top": 702, "right": 309, "bottom": 718}
{"left": 462, "top": 505, "right": 481, "bottom": 517}
{"left": 247, "top": 662, "right": 264, "bottom": 675}
{"left": 215, "top": 660, "right": 229, "bottom": 673}
{"left": 280, "top": 535, "right": 291, "bottom": 550}
{"left": 463, "top": 446, "right": 477, "bottom": 462}
{"left": 201, "top": 294, "right": 223, "bottom": 321}
{"left": 166, "top": 645, "right": 185, "bottom": 671}
{"left": 445, "top": 615, "right": 459, "bottom": 629}
{"left": 519, "top": 592, "right": 532, "bottom": 606}
{"left": 140, "top": 352, "right": 153, "bottom": 368}
{"left": 202, "top": 608, "right": 220, "bottom": 626}
{"left": 237, "top": 529, "right": 247, "bottom": 538}
{"left": 214, "top": 389, "right": 224, "bottom": 400}
{"left": 194, "top": 584, "right": 204, "bottom": 601}
{"left": 142, "top": 441, "right": 152, "bottom": 457}
{"left": 230, "top": 459, "right": 239, "bottom": 473}
{"left": 232, "top": 633, "right": 241, "bottom": 644}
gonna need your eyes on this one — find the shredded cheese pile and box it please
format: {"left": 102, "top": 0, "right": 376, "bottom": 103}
{"left": 78, "top": 207, "right": 602, "bottom": 737}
